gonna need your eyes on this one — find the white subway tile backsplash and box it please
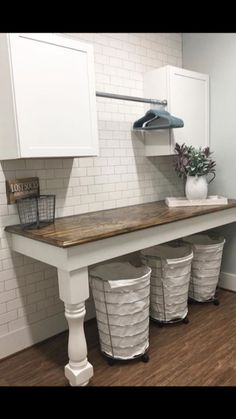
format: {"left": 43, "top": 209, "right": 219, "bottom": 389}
{"left": 54, "top": 169, "right": 72, "bottom": 178}
{"left": 27, "top": 291, "right": 45, "bottom": 305}
{"left": 45, "top": 159, "right": 63, "bottom": 169}
{"left": 0, "top": 183, "right": 7, "bottom": 194}
{"left": 46, "top": 286, "right": 59, "bottom": 298}
{"left": 5, "top": 278, "right": 24, "bottom": 291}
{"left": 72, "top": 186, "right": 88, "bottom": 196}
{"left": 16, "top": 284, "right": 36, "bottom": 297}
{"left": 0, "top": 269, "right": 15, "bottom": 282}
{"left": 46, "top": 302, "right": 64, "bottom": 317}
{"left": 8, "top": 316, "right": 28, "bottom": 331}
{"left": 15, "top": 170, "right": 36, "bottom": 178}
{"left": 44, "top": 268, "right": 57, "bottom": 280}
{"left": 116, "top": 198, "right": 130, "bottom": 207}
{"left": 88, "top": 202, "right": 103, "bottom": 212}
{"left": 107, "top": 174, "right": 121, "bottom": 184}
{"left": 101, "top": 166, "right": 115, "bottom": 175}
{"left": 87, "top": 167, "right": 101, "bottom": 176}
{"left": 8, "top": 206, "right": 17, "bottom": 215}
{"left": 95, "top": 192, "right": 109, "bottom": 202}
{"left": 3, "top": 160, "right": 25, "bottom": 170}
{"left": 18, "top": 263, "right": 35, "bottom": 275}
{"left": 64, "top": 196, "right": 81, "bottom": 207}
{"left": 109, "top": 191, "right": 123, "bottom": 200}
{"left": 0, "top": 309, "right": 17, "bottom": 325}
{"left": 0, "top": 206, "right": 8, "bottom": 216}
{"left": 88, "top": 184, "right": 103, "bottom": 194}
{"left": 46, "top": 179, "right": 64, "bottom": 189}
{"left": 0, "top": 194, "right": 7, "bottom": 205}
{"left": 80, "top": 194, "right": 96, "bottom": 204}
{"left": 37, "top": 297, "right": 54, "bottom": 311}
{"left": 115, "top": 182, "right": 127, "bottom": 191}
{"left": 0, "top": 324, "right": 8, "bottom": 336}
{"left": 25, "top": 272, "right": 44, "bottom": 285}
{"left": 74, "top": 204, "right": 89, "bottom": 214}
{"left": 0, "top": 303, "right": 6, "bottom": 314}
{"left": 99, "top": 130, "right": 113, "bottom": 140}
{"left": 102, "top": 184, "right": 116, "bottom": 193}
{"left": 56, "top": 207, "right": 74, "bottom": 217}
{"left": 25, "top": 159, "right": 45, "bottom": 169}
{"left": 0, "top": 32, "right": 183, "bottom": 353}
{"left": 122, "top": 189, "right": 133, "bottom": 198}
{"left": 109, "top": 38, "right": 123, "bottom": 50}
{"left": 114, "top": 166, "right": 127, "bottom": 174}
{"left": 62, "top": 158, "right": 77, "bottom": 168}
{"left": 78, "top": 157, "right": 94, "bottom": 167}
{"left": 79, "top": 177, "right": 95, "bottom": 186}
{"left": 7, "top": 297, "right": 26, "bottom": 311}
{"left": 95, "top": 175, "right": 109, "bottom": 185}
{"left": 28, "top": 309, "right": 47, "bottom": 324}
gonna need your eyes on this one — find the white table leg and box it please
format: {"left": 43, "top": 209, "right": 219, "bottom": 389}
{"left": 57, "top": 267, "right": 93, "bottom": 386}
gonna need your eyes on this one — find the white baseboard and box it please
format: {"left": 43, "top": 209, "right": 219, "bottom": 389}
{"left": 0, "top": 313, "right": 68, "bottom": 360}
{"left": 219, "top": 271, "right": 236, "bottom": 292}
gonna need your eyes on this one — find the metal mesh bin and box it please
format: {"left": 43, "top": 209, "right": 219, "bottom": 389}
{"left": 140, "top": 244, "right": 193, "bottom": 324}
{"left": 182, "top": 233, "right": 225, "bottom": 303}
{"left": 89, "top": 261, "right": 151, "bottom": 362}
{"left": 16, "top": 195, "right": 55, "bottom": 229}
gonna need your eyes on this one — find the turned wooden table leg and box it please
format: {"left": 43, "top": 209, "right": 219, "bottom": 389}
{"left": 57, "top": 267, "right": 93, "bottom": 386}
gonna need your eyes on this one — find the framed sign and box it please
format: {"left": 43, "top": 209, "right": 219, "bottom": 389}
{"left": 6, "top": 177, "right": 40, "bottom": 204}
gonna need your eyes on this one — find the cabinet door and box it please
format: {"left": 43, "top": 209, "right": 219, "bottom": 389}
{"left": 168, "top": 66, "right": 209, "bottom": 151}
{"left": 9, "top": 33, "right": 98, "bottom": 157}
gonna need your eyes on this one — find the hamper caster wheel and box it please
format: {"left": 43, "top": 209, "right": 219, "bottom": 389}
{"left": 141, "top": 353, "right": 149, "bottom": 363}
{"left": 182, "top": 317, "right": 189, "bottom": 324}
{"left": 213, "top": 299, "right": 220, "bottom": 306}
{"left": 107, "top": 358, "right": 116, "bottom": 366}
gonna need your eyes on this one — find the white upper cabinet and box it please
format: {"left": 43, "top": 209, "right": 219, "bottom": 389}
{"left": 0, "top": 33, "right": 98, "bottom": 159}
{"left": 143, "top": 65, "right": 209, "bottom": 155}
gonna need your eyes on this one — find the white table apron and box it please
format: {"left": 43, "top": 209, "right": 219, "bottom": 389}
{"left": 7, "top": 207, "right": 236, "bottom": 386}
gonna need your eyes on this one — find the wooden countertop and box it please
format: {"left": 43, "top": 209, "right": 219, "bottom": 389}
{"left": 5, "top": 200, "right": 236, "bottom": 248}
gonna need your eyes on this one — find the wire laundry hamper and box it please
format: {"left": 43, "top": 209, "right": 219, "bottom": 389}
{"left": 140, "top": 243, "right": 193, "bottom": 325}
{"left": 17, "top": 195, "right": 56, "bottom": 229}
{"left": 182, "top": 233, "right": 225, "bottom": 304}
{"left": 89, "top": 261, "right": 151, "bottom": 364}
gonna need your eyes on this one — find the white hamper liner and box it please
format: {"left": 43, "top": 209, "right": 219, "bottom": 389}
{"left": 140, "top": 244, "right": 193, "bottom": 323}
{"left": 89, "top": 262, "right": 151, "bottom": 360}
{"left": 183, "top": 234, "right": 225, "bottom": 302}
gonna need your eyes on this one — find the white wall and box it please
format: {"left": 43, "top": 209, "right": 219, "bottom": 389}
{"left": 0, "top": 32, "right": 183, "bottom": 358}
{"left": 183, "top": 33, "right": 236, "bottom": 286}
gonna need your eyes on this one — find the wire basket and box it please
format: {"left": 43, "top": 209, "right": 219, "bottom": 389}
{"left": 16, "top": 195, "right": 56, "bottom": 229}
{"left": 89, "top": 262, "right": 151, "bottom": 361}
{"left": 140, "top": 243, "right": 193, "bottom": 324}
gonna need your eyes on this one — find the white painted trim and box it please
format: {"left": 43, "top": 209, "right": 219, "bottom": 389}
{"left": 12, "top": 33, "right": 92, "bottom": 53}
{"left": 168, "top": 65, "right": 209, "bottom": 82}
{"left": 0, "top": 313, "right": 68, "bottom": 360}
{"left": 219, "top": 272, "right": 236, "bottom": 292}
{"left": 10, "top": 235, "right": 68, "bottom": 269}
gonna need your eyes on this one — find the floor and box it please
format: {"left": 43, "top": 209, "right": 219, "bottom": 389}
{"left": 0, "top": 288, "right": 235, "bottom": 386}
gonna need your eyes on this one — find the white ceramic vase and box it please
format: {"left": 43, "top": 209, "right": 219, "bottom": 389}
{"left": 185, "top": 175, "right": 208, "bottom": 200}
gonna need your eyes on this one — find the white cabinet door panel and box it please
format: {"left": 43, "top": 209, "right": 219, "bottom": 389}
{"left": 143, "top": 65, "right": 209, "bottom": 156}
{"left": 169, "top": 67, "right": 209, "bottom": 150}
{"left": 4, "top": 33, "right": 98, "bottom": 158}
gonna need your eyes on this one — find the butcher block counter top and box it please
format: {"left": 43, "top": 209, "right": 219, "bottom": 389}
{"left": 5, "top": 199, "right": 236, "bottom": 248}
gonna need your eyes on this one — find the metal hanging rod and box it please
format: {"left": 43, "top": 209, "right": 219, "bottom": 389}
{"left": 96, "top": 91, "right": 167, "bottom": 106}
